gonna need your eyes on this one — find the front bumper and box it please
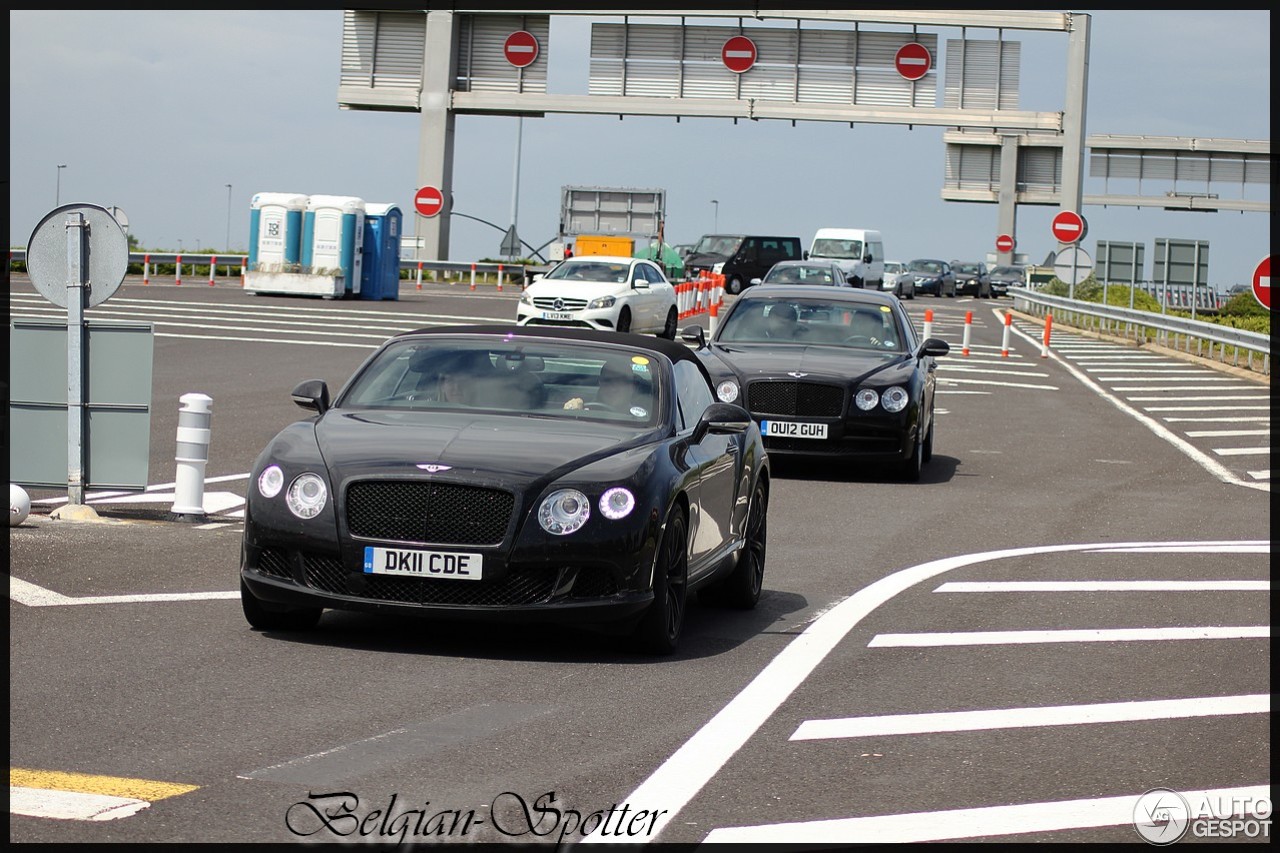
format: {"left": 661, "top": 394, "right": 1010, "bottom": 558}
{"left": 516, "top": 306, "right": 619, "bottom": 331}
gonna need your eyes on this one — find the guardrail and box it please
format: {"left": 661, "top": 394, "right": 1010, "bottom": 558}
{"left": 1010, "top": 287, "right": 1270, "bottom": 376}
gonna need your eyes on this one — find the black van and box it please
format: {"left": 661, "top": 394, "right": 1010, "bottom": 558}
{"left": 684, "top": 234, "right": 804, "bottom": 295}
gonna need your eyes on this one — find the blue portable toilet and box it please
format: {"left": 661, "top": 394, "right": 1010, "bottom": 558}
{"left": 360, "top": 203, "right": 403, "bottom": 300}
{"left": 302, "top": 195, "right": 365, "bottom": 297}
{"left": 248, "top": 192, "right": 307, "bottom": 271}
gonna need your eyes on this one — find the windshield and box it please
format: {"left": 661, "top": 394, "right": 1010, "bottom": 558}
{"left": 954, "top": 263, "right": 981, "bottom": 275}
{"left": 691, "top": 235, "right": 743, "bottom": 256}
{"left": 717, "top": 298, "right": 905, "bottom": 352}
{"left": 810, "top": 238, "right": 863, "bottom": 260}
{"left": 992, "top": 266, "right": 1023, "bottom": 277}
{"left": 339, "top": 338, "right": 663, "bottom": 427}
{"left": 762, "top": 264, "right": 842, "bottom": 285}
{"left": 543, "top": 260, "right": 635, "bottom": 284}
{"left": 908, "top": 260, "right": 943, "bottom": 274}
{"left": 885, "top": 262, "right": 904, "bottom": 273}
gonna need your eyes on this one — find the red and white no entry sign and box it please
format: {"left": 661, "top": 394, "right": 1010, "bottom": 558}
{"left": 1252, "top": 255, "right": 1270, "bottom": 310}
{"left": 996, "top": 234, "right": 1015, "bottom": 253}
{"left": 503, "top": 31, "right": 539, "bottom": 68}
{"left": 895, "top": 43, "right": 932, "bottom": 81}
{"left": 414, "top": 186, "right": 444, "bottom": 218}
{"left": 722, "top": 36, "right": 757, "bottom": 74}
{"left": 1051, "top": 210, "right": 1087, "bottom": 244}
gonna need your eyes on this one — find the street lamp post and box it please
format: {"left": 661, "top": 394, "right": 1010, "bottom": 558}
{"left": 56, "top": 164, "right": 67, "bottom": 206}
{"left": 711, "top": 199, "right": 719, "bottom": 232}
{"left": 225, "top": 183, "right": 233, "bottom": 251}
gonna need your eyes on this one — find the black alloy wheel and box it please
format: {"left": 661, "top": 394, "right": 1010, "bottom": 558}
{"left": 662, "top": 307, "right": 678, "bottom": 339}
{"left": 241, "top": 579, "right": 323, "bottom": 631}
{"left": 632, "top": 510, "right": 689, "bottom": 655}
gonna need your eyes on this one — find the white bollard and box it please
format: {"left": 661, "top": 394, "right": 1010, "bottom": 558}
{"left": 171, "top": 393, "right": 212, "bottom": 520}
{"left": 11, "top": 483, "right": 31, "bottom": 526}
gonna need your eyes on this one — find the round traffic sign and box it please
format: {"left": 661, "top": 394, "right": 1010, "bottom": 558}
{"left": 1051, "top": 210, "right": 1087, "bottom": 244}
{"left": 721, "top": 36, "right": 757, "bottom": 74}
{"left": 996, "top": 234, "right": 1015, "bottom": 253}
{"left": 26, "top": 203, "right": 129, "bottom": 308}
{"left": 895, "top": 43, "right": 932, "bottom": 81}
{"left": 414, "top": 186, "right": 444, "bottom": 218}
{"left": 503, "top": 30, "right": 539, "bottom": 68}
{"left": 1053, "top": 246, "right": 1094, "bottom": 286}
{"left": 1252, "top": 255, "right": 1270, "bottom": 310}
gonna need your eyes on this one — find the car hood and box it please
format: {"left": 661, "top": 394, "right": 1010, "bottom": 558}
{"left": 313, "top": 410, "right": 655, "bottom": 490}
{"left": 707, "top": 343, "right": 908, "bottom": 385}
{"left": 526, "top": 279, "right": 627, "bottom": 300}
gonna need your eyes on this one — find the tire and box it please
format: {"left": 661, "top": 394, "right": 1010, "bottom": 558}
{"left": 241, "top": 579, "right": 322, "bottom": 632}
{"left": 661, "top": 307, "right": 678, "bottom": 340}
{"left": 726, "top": 276, "right": 745, "bottom": 296}
{"left": 631, "top": 510, "right": 689, "bottom": 655}
{"left": 922, "top": 415, "right": 935, "bottom": 463}
{"left": 901, "top": 432, "right": 923, "bottom": 482}
{"left": 615, "top": 307, "right": 632, "bottom": 334}
{"left": 721, "top": 480, "right": 767, "bottom": 609}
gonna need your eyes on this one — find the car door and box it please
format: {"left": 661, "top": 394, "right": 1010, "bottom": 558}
{"left": 641, "top": 261, "right": 672, "bottom": 330}
{"left": 673, "top": 360, "right": 737, "bottom": 573}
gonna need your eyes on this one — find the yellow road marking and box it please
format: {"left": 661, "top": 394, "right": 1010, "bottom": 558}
{"left": 10, "top": 768, "right": 198, "bottom": 801}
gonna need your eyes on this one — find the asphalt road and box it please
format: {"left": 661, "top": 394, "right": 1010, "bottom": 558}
{"left": 9, "top": 276, "right": 1271, "bottom": 844}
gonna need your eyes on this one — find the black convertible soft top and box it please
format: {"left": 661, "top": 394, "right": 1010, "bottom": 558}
{"left": 394, "top": 323, "right": 711, "bottom": 379}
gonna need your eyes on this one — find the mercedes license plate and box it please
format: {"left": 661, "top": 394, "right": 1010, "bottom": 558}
{"left": 363, "top": 547, "right": 483, "bottom": 581}
{"left": 761, "top": 420, "right": 828, "bottom": 439}
{"left": 542, "top": 311, "right": 573, "bottom": 321}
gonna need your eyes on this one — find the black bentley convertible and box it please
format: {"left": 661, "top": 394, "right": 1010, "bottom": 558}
{"left": 239, "top": 325, "right": 769, "bottom": 654}
{"left": 687, "top": 285, "right": 949, "bottom": 481}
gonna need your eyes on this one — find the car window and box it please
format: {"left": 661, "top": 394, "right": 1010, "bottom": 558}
{"left": 543, "top": 261, "right": 632, "bottom": 283}
{"left": 909, "top": 260, "right": 942, "bottom": 273}
{"left": 718, "top": 298, "right": 904, "bottom": 351}
{"left": 673, "top": 360, "right": 714, "bottom": 433}
{"left": 812, "top": 238, "right": 862, "bottom": 260}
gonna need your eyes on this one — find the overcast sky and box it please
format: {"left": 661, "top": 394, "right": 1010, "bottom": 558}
{"left": 8, "top": 10, "right": 1270, "bottom": 289}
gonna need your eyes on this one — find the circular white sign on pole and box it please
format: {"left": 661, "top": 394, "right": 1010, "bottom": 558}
{"left": 26, "top": 203, "right": 129, "bottom": 308}
{"left": 1053, "top": 246, "right": 1094, "bottom": 286}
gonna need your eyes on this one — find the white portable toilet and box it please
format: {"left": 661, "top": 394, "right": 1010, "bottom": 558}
{"left": 302, "top": 195, "right": 366, "bottom": 297}
{"left": 248, "top": 192, "right": 307, "bottom": 271}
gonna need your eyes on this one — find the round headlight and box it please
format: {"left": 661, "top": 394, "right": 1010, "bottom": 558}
{"left": 599, "top": 487, "right": 636, "bottom": 520}
{"left": 539, "top": 488, "right": 590, "bottom": 535}
{"left": 881, "top": 386, "right": 910, "bottom": 413}
{"left": 518, "top": 291, "right": 533, "bottom": 306}
{"left": 716, "top": 380, "right": 740, "bottom": 403}
{"left": 257, "top": 465, "right": 284, "bottom": 498}
{"left": 854, "top": 388, "right": 880, "bottom": 411}
{"left": 286, "top": 473, "right": 328, "bottom": 519}
{"left": 587, "top": 294, "right": 616, "bottom": 310}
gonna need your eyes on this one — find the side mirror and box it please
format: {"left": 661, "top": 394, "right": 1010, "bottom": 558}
{"left": 681, "top": 325, "right": 707, "bottom": 348}
{"left": 920, "top": 338, "right": 950, "bottom": 358}
{"left": 291, "top": 379, "right": 330, "bottom": 413}
{"left": 864, "top": 253, "right": 873, "bottom": 264}
{"left": 802, "top": 250, "right": 810, "bottom": 260}
{"left": 692, "top": 402, "right": 752, "bottom": 443}
{"left": 633, "top": 278, "right": 651, "bottom": 290}
{"left": 750, "top": 277, "right": 762, "bottom": 286}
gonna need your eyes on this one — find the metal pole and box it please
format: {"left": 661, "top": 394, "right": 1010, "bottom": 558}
{"left": 225, "top": 183, "right": 233, "bottom": 251}
{"left": 509, "top": 117, "right": 522, "bottom": 261}
{"left": 55, "top": 164, "right": 67, "bottom": 206}
{"left": 64, "top": 212, "right": 88, "bottom": 506}
{"left": 711, "top": 200, "right": 719, "bottom": 232}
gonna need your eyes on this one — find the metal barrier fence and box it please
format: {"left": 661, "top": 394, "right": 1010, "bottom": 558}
{"left": 1010, "top": 288, "right": 1270, "bottom": 376}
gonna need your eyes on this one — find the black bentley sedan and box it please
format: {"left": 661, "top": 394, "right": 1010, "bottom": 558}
{"left": 239, "top": 326, "right": 769, "bottom": 655}
{"left": 687, "top": 286, "right": 949, "bottom": 481}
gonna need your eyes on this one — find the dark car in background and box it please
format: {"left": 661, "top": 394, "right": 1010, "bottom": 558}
{"left": 902, "top": 259, "right": 956, "bottom": 297}
{"left": 951, "top": 261, "right": 993, "bottom": 298}
{"left": 751, "top": 259, "right": 853, "bottom": 287}
{"left": 684, "top": 234, "right": 804, "bottom": 296}
{"left": 988, "top": 265, "right": 1026, "bottom": 297}
{"left": 239, "top": 325, "right": 770, "bottom": 655}
{"left": 685, "top": 285, "right": 949, "bottom": 481}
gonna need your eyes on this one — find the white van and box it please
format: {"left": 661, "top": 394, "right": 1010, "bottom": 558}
{"left": 806, "top": 228, "right": 885, "bottom": 290}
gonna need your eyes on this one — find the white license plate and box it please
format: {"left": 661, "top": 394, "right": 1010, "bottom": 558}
{"left": 542, "top": 311, "right": 573, "bottom": 321}
{"left": 363, "top": 546, "right": 483, "bottom": 581}
{"left": 761, "top": 420, "right": 828, "bottom": 439}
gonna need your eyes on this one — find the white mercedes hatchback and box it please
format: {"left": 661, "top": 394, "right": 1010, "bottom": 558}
{"left": 517, "top": 256, "right": 680, "bottom": 338}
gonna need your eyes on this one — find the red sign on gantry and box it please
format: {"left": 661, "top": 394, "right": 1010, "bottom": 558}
{"left": 895, "top": 43, "right": 932, "bottom": 81}
{"left": 996, "top": 234, "right": 1015, "bottom": 253}
{"left": 722, "top": 36, "right": 757, "bottom": 74}
{"left": 414, "top": 186, "right": 444, "bottom": 218}
{"left": 503, "top": 31, "right": 539, "bottom": 68}
{"left": 1252, "top": 255, "right": 1271, "bottom": 310}
{"left": 1051, "top": 210, "right": 1087, "bottom": 244}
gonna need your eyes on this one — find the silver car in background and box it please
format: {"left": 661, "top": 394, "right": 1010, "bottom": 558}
{"left": 881, "top": 260, "right": 913, "bottom": 299}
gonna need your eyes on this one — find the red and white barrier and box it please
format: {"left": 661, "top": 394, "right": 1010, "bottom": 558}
{"left": 143, "top": 254, "right": 150, "bottom": 286}
{"left": 416, "top": 261, "right": 424, "bottom": 290}
{"left": 961, "top": 310, "right": 972, "bottom": 356}
{"left": 922, "top": 308, "right": 934, "bottom": 339}
{"left": 497, "top": 263, "right": 505, "bottom": 292}
{"left": 470, "top": 263, "right": 477, "bottom": 291}
{"left": 709, "top": 300, "right": 720, "bottom": 336}
{"left": 1041, "top": 314, "right": 1053, "bottom": 358}
{"left": 175, "top": 254, "right": 182, "bottom": 286}
{"left": 1001, "top": 312, "right": 1012, "bottom": 357}
{"left": 239, "top": 257, "right": 247, "bottom": 287}
{"left": 208, "top": 255, "right": 217, "bottom": 286}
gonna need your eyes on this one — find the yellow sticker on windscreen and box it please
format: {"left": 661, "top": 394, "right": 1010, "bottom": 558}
{"left": 631, "top": 356, "right": 650, "bottom": 365}
{"left": 880, "top": 305, "right": 892, "bottom": 312}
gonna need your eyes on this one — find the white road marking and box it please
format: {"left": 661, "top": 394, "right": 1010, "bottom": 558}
{"left": 1185, "top": 429, "right": 1269, "bottom": 437}
{"left": 1214, "top": 447, "right": 1270, "bottom": 457}
{"left": 10, "top": 576, "right": 238, "bottom": 607}
{"left": 1162, "top": 416, "right": 1270, "bottom": 423}
{"left": 1248, "top": 469, "right": 1270, "bottom": 480}
{"left": 936, "top": 378, "right": 1059, "bottom": 390}
{"left": 579, "top": 540, "right": 1268, "bottom": 843}
{"left": 791, "top": 694, "right": 1269, "bottom": 740}
{"left": 935, "top": 579, "right": 1268, "bottom": 592}
{"left": 9, "top": 787, "right": 151, "bottom": 821}
{"left": 869, "top": 626, "right": 1268, "bottom": 647}
{"left": 701, "top": 785, "right": 1271, "bottom": 844}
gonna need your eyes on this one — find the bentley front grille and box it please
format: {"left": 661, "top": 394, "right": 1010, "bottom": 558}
{"left": 346, "top": 481, "right": 514, "bottom": 546}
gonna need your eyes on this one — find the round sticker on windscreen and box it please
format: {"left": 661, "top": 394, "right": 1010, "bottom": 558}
{"left": 631, "top": 356, "right": 650, "bottom": 365}
{"left": 629, "top": 406, "right": 648, "bottom": 418}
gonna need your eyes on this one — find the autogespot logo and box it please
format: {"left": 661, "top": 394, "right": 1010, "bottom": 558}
{"left": 1134, "top": 788, "right": 1191, "bottom": 845}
